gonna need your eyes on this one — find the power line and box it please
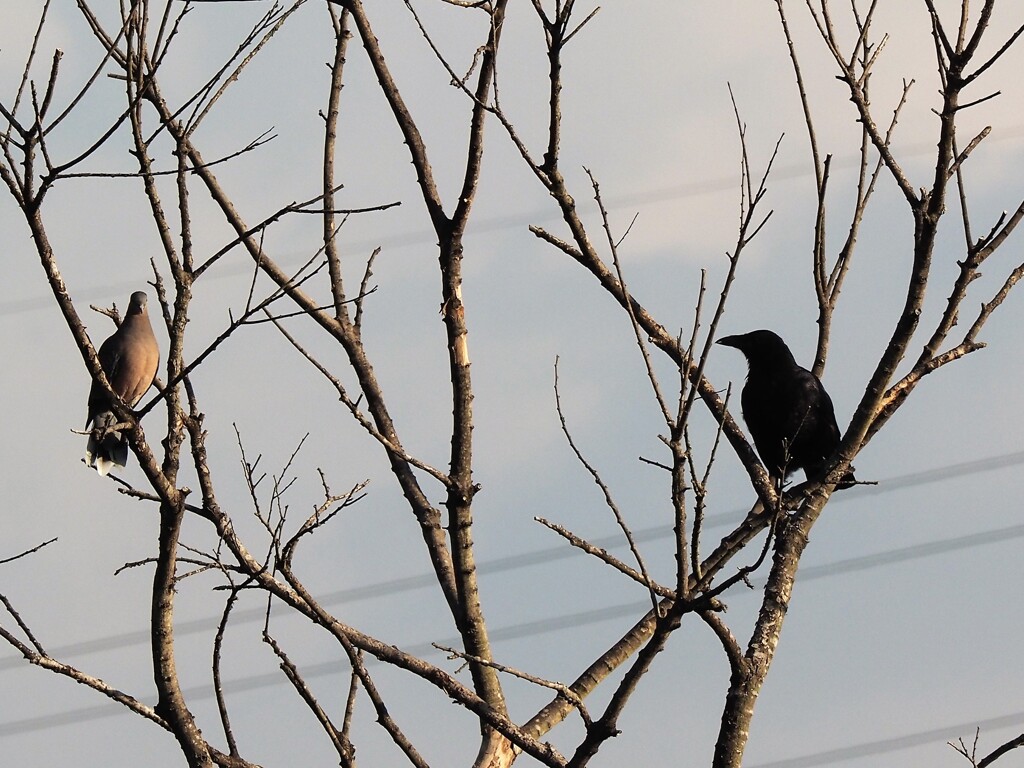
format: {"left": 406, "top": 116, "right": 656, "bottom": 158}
{"left": 0, "top": 520, "right": 1020, "bottom": 737}
{"left": 2, "top": 448, "right": 1020, "bottom": 672}
{"left": 0, "top": 452, "right": 1021, "bottom": 736}
{"left": 0, "top": 165, "right": 801, "bottom": 317}
{"left": 748, "top": 711, "right": 1024, "bottom": 768}
{"left": 8, "top": 125, "right": 1024, "bottom": 317}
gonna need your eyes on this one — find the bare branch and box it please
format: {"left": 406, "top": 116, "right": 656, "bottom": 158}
{"left": 435, "top": 643, "right": 593, "bottom": 727}
{"left": 979, "top": 733, "right": 1024, "bottom": 767}
{"left": 534, "top": 517, "right": 674, "bottom": 599}
{"left": 264, "top": 630, "right": 355, "bottom": 765}
{"left": 554, "top": 358, "right": 660, "bottom": 615}
{"left": 0, "top": 538, "right": 58, "bottom": 566}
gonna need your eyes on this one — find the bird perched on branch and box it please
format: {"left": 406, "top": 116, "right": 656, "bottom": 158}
{"left": 717, "top": 329, "right": 854, "bottom": 488}
{"left": 85, "top": 291, "right": 160, "bottom": 476}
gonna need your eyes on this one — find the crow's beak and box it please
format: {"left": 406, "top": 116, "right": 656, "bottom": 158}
{"left": 716, "top": 335, "right": 741, "bottom": 349}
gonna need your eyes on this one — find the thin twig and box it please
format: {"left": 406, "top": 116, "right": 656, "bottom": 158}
{"left": 0, "top": 538, "right": 58, "bottom": 566}
{"left": 534, "top": 517, "right": 674, "bottom": 599}
{"left": 554, "top": 358, "right": 660, "bottom": 615}
{"left": 435, "top": 643, "right": 593, "bottom": 727}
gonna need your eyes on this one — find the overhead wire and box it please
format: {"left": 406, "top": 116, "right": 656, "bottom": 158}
{"left": 746, "top": 710, "right": 1024, "bottom": 768}
{"left": 2, "top": 449, "right": 1021, "bottom": 672}
{"left": 0, "top": 450, "right": 1022, "bottom": 741}
{"left": 7, "top": 124, "right": 1024, "bottom": 317}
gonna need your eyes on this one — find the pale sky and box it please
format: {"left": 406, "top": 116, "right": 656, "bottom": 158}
{"left": 1, "top": 2, "right": 1024, "bottom": 766}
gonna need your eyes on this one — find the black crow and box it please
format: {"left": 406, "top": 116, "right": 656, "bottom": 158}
{"left": 717, "top": 329, "right": 854, "bottom": 488}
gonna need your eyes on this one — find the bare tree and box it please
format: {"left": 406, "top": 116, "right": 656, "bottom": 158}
{"left": 1, "top": 1, "right": 1022, "bottom": 767}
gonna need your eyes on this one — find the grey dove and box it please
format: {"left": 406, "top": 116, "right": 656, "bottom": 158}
{"left": 85, "top": 291, "right": 160, "bottom": 476}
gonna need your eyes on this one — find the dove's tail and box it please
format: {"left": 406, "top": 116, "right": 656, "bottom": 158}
{"left": 85, "top": 411, "right": 129, "bottom": 476}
